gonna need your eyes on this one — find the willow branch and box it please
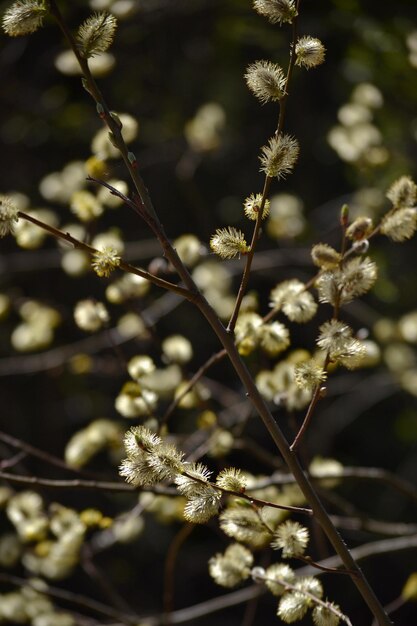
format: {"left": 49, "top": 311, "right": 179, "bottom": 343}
{"left": 0, "top": 430, "right": 98, "bottom": 478}
{"left": 0, "top": 470, "right": 135, "bottom": 492}
{"left": 17, "top": 211, "right": 191, "bottom": 300}
{"left": 163, "top": 523, "right": 195, "bottom": 621}
{"left": 258, "top": 571, "right": 353, "bottom": 625}
{"left": 227, "top": 0, "right": 301, "bottom": 333}
{"left": 191, "top": 293, "right": 392, "bottom": 624}
{"left": 144, "top": 534, "right": 417, "bottom": 625}
{"left": 48, "top": 0, "right": 160, "bottom": 226}
{"left": 250, "top": 466, "right": 417, "bottom": 506}
{"left": 159, "top": 349, "right": 227, "bottom": 428}
{"left": 35, "top": 4, "right": 391, "bottom": 623}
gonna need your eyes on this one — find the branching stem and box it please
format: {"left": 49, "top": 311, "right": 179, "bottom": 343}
{"left": 17, "top": 211, "right": 191, "bottom": 299}
{"left": 14, "top": 4, "right": 393, "bottom": 624}
{"left": 227, "top": 0, "right": 301, "bottom": 332}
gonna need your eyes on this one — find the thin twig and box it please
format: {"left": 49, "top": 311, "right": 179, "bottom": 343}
{"left": 329, "top": 515, "right": 417, "bottom": 537}
{"left": 249, "top": 466, "right": 417, "bottom": 506}
{"left": 48, "top": 0, "right": 161, "bottom": 226}
{"left": 163, "top": 523, "right": 195, "bottom": 622}
{"left": 81, "top": 544, "right": 136, "bottom": 616}
{"left": 18, "top": 211, "right": 192, "bottom": 300}
{"left": 290, "top": 369, "right": 328, "bottom": 451}
{"left": 0, "top": 470, "right": 135, "bottom": 491}
{"left": 0, "top": 467, "right": 310, "bottom": 514}
{"left": 181, "top": 468, "right": 312, "bottom": 516}
{"left": 26, "top": 4, "right": 393, "bottom": 623}
{"left": 0, "top": 573, "right": 140, "bottom": 625}
{"left": 0, "top": 450, "right": 26, "bottom": 469}
{"left": 297, "top": 555, "right": 357, "bottom": 577}
{"left": 227, "top": 0, "right": 301, "bottom": 333}
{"left": 0, "top": 430, "right": 101, "bottom": 478}
{"left": 159, "top": 349, "right": 226, "bottom": 429}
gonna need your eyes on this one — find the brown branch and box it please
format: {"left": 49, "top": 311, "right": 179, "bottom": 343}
{"left": 18, "top": 211, "right": 192, "bottom": 300}
{"left": 163, "top": 523, "right": 195, "bottom": 622}
{"left": 0, "top": 430, "right": 97, "bottom": 478}
{"left": 249, "top": 466, "right": 417, "bottom": 506}
{"left": 48, "top": 0, "right": 160, "bottom": 226}
{"left": 159, "top": 349, "right": 226, "bottom": 429}
{"left": 27, "top": 4, "right": 392, "bottom": 623}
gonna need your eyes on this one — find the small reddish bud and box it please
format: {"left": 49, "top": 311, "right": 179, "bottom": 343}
{"left": 128, "top": 151, "right": 137, "bottom": 168}
{"left": 96, "top": 102, "right": 106, "bottom": 119}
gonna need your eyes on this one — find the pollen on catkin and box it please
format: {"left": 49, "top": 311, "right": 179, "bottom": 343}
{"left": 77, "top": 12, "right": 117, "bottom": 58}
{"left": 277, "top": 592, "right": 309, "bottom": 623}
{"left": 270, "top": 279, "right": 317, "bottom": 323}
{"left": 316, "top": 257, "right": 377, "bottom": 305}
{"left": 253, "top": 0, "right": 297, "bottom": 25}
{"left": 264, "top": 563, "right": 296, "bottom": 596}
{"left": 175, "top": 463, "right": 212, "bottom": 497}
{"left": 174, "top": 463, "right": 222, "bottom": 523}
{"left": 216, "top": 468, "right": 247, "bottom": 492}
{"left": 311, "top": 243, "right": 341, "bottom": 269}
{"left": 316, "top": 320, "right": 352, "bottom": 351}
{"left": 245, "top": 61, "right": 286, "bottom": 104}
{"left": 317, "top": 320, "right": 366, "bottom": 370}
{"left": 346, "top": 216, "right": 373, "bottom": 240}
{"left": 209, "top": 543, "right": 253, "bottom": 588}
{"left": 271, "top": 520, "right": 309, "bottom": 557}
{"left": 2, "top": 0, "right": 46, "bottom": 37}
{"left": 243, "top": 193, "right": 270, "bottom": 220}
{"left": 386, "top": 175, "right": 417, "bottom": 209}
{"left": 295, "top": 36, "right": 326, "bottom": 69}
{"left": 312, "top": 603, "right": 342, "bottom": 626}
{"left": 210, "top": 227, "right": 249, "bottom": 259}
{"left": 119, "top": 426, "right": 184, "bottom": 487}
{"left": 258, "top": 322, "right": 290, "bottom": 356}
{"left": 294, "top": 359, "right": 327, "bottom": 390}
{"left": 91, "top": 246, "right": 121, "bottom": 277}
{"left": 219, "top": 506, "right": 272, "bottom": 548}
{"left": 74, "top": 299, "right": 109, "bottom": 332}
{"left": 380, "top": 208, "right": 417, "bottom": 242}
{"left": 182, "top": 486, "right": 222, "bottom": 523}
{"left": 260, "top": 134, "right": 299, "bottom": 179}
{"left": 295, "top": 576, "right": 323, "bottom": 603}
{"left": 0, "top": 196, "right": 19, "bottom": 237}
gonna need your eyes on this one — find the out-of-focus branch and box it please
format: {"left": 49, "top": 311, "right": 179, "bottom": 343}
{"left": 0, "top": 291, "right": 181, "bottom": 376}
{"left": 251, "top": 466, "right": 417, "bottom": 506}
{"left": 143, "top": 534, "right": 417, "bottom": 625}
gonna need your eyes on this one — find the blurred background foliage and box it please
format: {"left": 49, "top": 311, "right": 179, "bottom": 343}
{"left": 0, "top": 0, "right": 417, "bottom": 624}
